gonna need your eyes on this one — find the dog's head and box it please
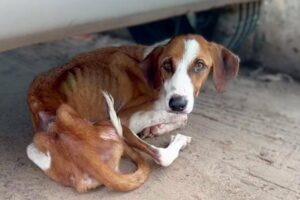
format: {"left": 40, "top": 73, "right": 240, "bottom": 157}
{"left": 141, "top": 34, "right": 239, "bottom": 113}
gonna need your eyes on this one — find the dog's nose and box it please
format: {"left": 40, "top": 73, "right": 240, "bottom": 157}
{"left": 169, "top": 95, "right": 188, "bottom": 112}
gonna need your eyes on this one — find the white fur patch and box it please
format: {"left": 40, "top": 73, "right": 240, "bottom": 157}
{"left": 162, "top": 39, "right": 200, "bottom": 113}
{"left": 27, "top": 143, "right": 51, "bottom": 171}
{"left": 154, "top": 133, "right": 192, "bottom": 167}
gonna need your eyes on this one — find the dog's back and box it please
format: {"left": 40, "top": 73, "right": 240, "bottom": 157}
{"left": 28, "top": 46, "right": 154, "bottom": 130}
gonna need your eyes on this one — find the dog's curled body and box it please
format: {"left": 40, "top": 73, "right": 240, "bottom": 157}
{"left": 27, "top": 35, "right": 240, "bottom": 193}
{"left": 27, "top": 46, "right": 153, "bottom": 192}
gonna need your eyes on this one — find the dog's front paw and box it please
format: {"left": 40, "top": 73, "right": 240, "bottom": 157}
{"left": 170, "top": 133, "right": 192, "bottom": 149}
{"left": 154, "top": 134, "right": 192, "bottom": 167}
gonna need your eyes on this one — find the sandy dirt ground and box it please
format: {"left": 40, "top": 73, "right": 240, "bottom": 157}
{"left": 0, "top": 34, "right": 300, "bottom": 200}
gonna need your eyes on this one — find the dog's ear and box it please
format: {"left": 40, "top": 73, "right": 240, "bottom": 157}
{"left": 141, "top": 46, "right": 163, "bottom": 89}
{"left": 210, "top": 43, "right": 240, "bottom": 92}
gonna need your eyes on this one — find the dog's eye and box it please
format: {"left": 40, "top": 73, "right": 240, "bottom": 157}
{"left": 194, "top": 60, "right": 206, "bottom": 73}
{"left": 162, "top": 59, "right": 173, "bottom": 73}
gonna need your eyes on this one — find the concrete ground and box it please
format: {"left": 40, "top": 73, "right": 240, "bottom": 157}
{"left": 1, "top": 34, "right": 300, "bottom": 200}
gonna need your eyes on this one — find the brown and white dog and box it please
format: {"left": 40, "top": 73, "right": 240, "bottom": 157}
{"left": 26, "top": 34, "right": 239, "bottom": 192}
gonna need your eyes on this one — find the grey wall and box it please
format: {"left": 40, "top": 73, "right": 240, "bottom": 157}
{"left": 239, "top": 0, "right": 300, "bottom": 78}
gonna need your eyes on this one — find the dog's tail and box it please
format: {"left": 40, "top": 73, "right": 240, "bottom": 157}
{"left": 101, "top": 91, "right": 150, "bottom": 190}
{"left": 54, "top": 93, "right": 149, "bottom": 192}
{"left": 102, "top": 91, "right": 123, "bottom": 137}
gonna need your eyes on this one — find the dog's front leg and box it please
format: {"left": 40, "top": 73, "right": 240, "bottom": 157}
{"left": 140, "top": 114, "right": 188, "bottom": 138}
{"left": 122, "top": 110, "right": 191, "bottom": 167}
{"left": 128, "top": 110, "right": 187, "bottom": 135}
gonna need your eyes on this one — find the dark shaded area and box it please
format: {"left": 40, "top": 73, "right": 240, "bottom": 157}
{"left": 129, "top": 1, "right": 262, "bottom": 52}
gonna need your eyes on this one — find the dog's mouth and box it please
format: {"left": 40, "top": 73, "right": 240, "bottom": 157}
{"left": 167, "top": 110, "right": 189, "bottom": 114}
{"left": 165, "top": 102, "right": 193, "bottom": 114}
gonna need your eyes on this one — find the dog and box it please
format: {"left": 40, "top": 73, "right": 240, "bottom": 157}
{"left": 26, "top": 34, "right": 239, "bottom": 192}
